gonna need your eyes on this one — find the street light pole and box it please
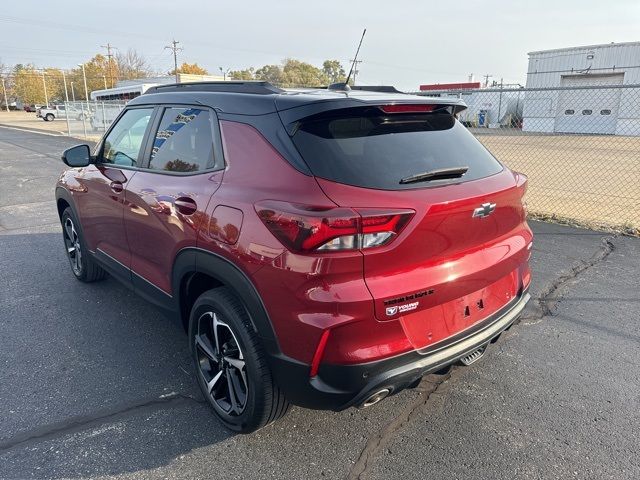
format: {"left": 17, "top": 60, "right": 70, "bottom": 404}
{"left": 41, "top": 70, "right": 49, "bottom": 106}
{"left": 1, "top": 76, "right": 9, "bottom": 112}
{"left": 70, "top": 82, "right": 76, "bottom": 102}
{"left": 102, "top": 75, "right": 107, "bottom": 89}
{"left": 62, "top": 70, "right": 69, "bottom": 102}
{"left": 78, "top": 63, "right": 89, "bottom": 100}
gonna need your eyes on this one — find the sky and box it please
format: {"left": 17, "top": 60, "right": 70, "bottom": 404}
{"left": 1, "top": 0, "right": 639, "bottom": 90}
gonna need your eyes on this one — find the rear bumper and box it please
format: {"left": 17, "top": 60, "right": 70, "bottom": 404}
{"left": 269, "top": 289, "right": 530, "bottom": 410}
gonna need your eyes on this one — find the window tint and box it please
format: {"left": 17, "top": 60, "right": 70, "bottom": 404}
{"left": 600, "top": 109, "right": 611, "bottom": 115}
{"left": 148, "top": 107, "right": 215, "bottom": 173}
{"left": 564, "top": 109, "right": 574, "bottom": 115}
{"left": 582, "top": 109, "right": 592, "bottom": 115}
{"left": 291, "top": 109, "right": 503, "bottom": 190}
{"left": 102, "top": 108, "right": 153, "bottom": 166}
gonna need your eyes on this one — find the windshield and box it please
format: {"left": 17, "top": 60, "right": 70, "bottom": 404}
{"left": 291, "top": 109, "right": 503, "bottom": 190}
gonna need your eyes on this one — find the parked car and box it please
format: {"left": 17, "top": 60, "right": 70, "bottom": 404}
{"left": 56, "top": 81, "right": 533, "bottom": 433}
{"left": 36, "top": 105, "right": 78, "bottom": 122}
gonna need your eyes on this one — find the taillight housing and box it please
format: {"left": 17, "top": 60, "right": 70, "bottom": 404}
{"left": 255, "top": 201, "right": 414, "bottom": 253}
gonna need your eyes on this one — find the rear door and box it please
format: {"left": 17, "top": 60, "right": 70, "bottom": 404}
{"left": 123, "top": 105, "right": 224, "bottom": 298}
{"left": 290, "top": 106, "right": 532, "bottom": 347}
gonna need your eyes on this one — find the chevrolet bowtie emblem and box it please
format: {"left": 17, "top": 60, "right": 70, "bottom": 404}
{"left": 472, "top": 202, "right": 496, "bottom": 218}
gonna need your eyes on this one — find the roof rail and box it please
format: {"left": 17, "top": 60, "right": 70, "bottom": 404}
{"left": 144, "top": 81, "right": 284, "bottom": 95}
{"left": 349, "top": 85, "right": 404, "bottom": 94}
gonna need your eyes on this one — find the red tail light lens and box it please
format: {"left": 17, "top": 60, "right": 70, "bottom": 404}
{"left": 255, "top": 201, "right": 414, "bottom": 253}
{"left": 379, "top": 104, "right": 436, "bottom": 114}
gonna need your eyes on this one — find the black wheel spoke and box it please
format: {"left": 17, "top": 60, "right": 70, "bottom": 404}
{"left": 226, "top": 369, "right": 241, "bottom": 414}
{"left": 207, "top": 370, "right": 223, "bottom": 394}
{"left": 195, "top": 334, "right": 218, "bottom": 363}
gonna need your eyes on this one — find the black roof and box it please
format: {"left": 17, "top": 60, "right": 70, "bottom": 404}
{"left": 128, "top": 81, "right": 467, "bottom": 118}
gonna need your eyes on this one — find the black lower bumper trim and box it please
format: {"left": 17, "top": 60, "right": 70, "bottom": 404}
{"left": 268, "top": 290, "right": 530, "bottom": 411}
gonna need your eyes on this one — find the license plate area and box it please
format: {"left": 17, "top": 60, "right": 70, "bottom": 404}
{"left": 399, "top": 270, "right": 519, "bottom": 350}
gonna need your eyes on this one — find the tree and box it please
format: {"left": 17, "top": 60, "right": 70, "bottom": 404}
{"left": 229, "top": 68, "right": 255, "bottom": 81}
{"left": 69, "top": 54, "right": 116, "bottom": 99}
{"left": 169, "top": 62, "right": 208, "bottom": 75}
{"left": 322, "top": 60, "right": 346, "bottom": 84}
{"left": 280, "top": 59, "right": 328, "bottom": 87}
{"left": 13, "top": 64, "right": 64, "bottom": 105}
{"left": 116, "top": 49, "right": 152, "bottom": 80}
{"left": 254, "top": 64, "right": 283, "bottom": 85}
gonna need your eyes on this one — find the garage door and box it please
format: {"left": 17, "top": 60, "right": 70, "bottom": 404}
{"left": 554, "top": 74, "right": 623, "bottom": 135}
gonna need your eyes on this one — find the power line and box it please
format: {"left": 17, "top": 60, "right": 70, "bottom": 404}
{"left": 101, "top": 42, "right": 118, "bottom": 88}
{"left": 349, "top": 59, "right": 363, "bottom": 85}
{"left": 165, "top": 39, "right": 183, "bottom": 83}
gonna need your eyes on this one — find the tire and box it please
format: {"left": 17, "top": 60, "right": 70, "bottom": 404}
{"left": 45, "top": 113, "right": 54, "bottom": 122}
{"left": 189, "top": 287, "right": 290, "bottom": 433}
{"left": 61, "top": 207, "right": 106, "bottom": 283}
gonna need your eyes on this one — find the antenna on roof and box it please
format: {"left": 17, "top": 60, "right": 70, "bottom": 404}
{"left": 345, "top": 28, "right": 366, "bottom": 86}
{"left": 328, "top": 28, "right": 366, "bottom": 91}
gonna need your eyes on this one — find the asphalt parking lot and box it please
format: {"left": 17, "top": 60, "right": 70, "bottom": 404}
{"left": 1, "top": 126, "right": 639, "bottom": 479}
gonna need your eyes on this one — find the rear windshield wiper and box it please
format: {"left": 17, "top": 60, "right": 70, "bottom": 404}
{"left": 399, "top": 166, "right": 469, "bottom": 185}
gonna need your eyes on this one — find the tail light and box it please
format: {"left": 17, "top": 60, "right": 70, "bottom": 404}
{"left": 379, "top": 104, "right": 437, "bottom": 114}
{"left": 255, "top": 201, "right": 414, "bottom": 253}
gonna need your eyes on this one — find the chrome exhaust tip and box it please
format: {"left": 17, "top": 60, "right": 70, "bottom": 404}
{"left": 361, "top": 388, "right": 391, "bottom": 408}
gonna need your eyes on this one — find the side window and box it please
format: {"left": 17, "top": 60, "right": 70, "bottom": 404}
{"left": 102, "top": 108, "right": 153, "bottom": 167}
{"left": 148, "top": 107, "right": 216, "bottom": 173}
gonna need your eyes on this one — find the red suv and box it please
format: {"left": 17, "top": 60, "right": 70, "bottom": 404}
{"left": 56, "top": 82, "right": 532, "bottom": 432}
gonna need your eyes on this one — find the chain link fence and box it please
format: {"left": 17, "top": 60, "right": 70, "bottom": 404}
{"left": 63, "top": 101, "right": 126, "bottom": 142}
{"left": 415, "top": 83, "right": 640, "bottom": 233}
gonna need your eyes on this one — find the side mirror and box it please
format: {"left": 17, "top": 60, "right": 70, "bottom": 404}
{"left": 62, "top": 144, "right": 91, "bottom": 167}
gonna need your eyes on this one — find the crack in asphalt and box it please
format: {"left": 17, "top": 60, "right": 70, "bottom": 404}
{"left": 347, "top": 234, "right": 617, "bottom": 480}
{"left": 0, "top": 393, "right": 205, "bottom": 453}
{"left": 518, "top": 235, "right": 616, "bottom": 325}
{"left": 347, "top": 371, "right": 456, "bottom": 480}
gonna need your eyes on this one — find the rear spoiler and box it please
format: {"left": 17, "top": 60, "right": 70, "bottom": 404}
{"left": 278, "top": 97, "right": 468, "bottom": 131}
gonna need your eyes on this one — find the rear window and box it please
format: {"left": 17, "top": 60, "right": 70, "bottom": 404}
{"left": 291, "top": 108, "right": 503, "bottom": 190}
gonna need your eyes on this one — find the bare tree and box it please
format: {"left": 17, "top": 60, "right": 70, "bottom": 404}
{"left": 116, "top": 49, "right": 152, "bottom": 80}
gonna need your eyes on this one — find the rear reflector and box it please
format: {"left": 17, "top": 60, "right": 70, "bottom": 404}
{"left": 379, "top": 104, "right": 437, "bottom": 114}
{"left": 310, "top": 329, "right": 331, "bottom": 377}
{"left": 255, "top": 201, "right": 414, "bottom": 253}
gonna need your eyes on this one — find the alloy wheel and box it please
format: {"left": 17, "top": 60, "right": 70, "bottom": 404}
{"left": 195, "top": 311, "right": 248, "bottom": 416}
{"left": 63, "top": 217, "right": 82, "bottom": 275}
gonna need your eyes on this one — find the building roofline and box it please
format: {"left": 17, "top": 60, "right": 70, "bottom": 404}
{"left": 528, "top": 41, "right": 640, "bottom": 56}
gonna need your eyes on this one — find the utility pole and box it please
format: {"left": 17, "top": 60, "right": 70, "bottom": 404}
{"left": 78, "top": 63, "right": 89, "bottom": 100}
{"left": 349, "top": 59, "right": 363, "bottom": 84}
{"left": 41, "top": 70, "right": 48, "bottom": 106}
{"left": 101, "top": 43, "right": 117, "bottom": 88}
{"left": 165, "top": 39, "right": 183, "bottom": 83}
{"left": 62, "top": 70, "right": 69, "bottom": 102}
{"left": 1, "top": 76, "right": 9, "bottom": 112}
{"left": 483, "top": 74, "right": 492, "bottom": 87}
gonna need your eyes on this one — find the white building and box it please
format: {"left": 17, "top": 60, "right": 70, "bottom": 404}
{"left": 522, "top": 42, "right": 640, "bottom": 135}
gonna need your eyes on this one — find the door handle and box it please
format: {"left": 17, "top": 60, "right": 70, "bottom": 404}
{"left": 110, "top": 181, "right": 124, "bottom": 193}
{"left": 174, "top": 197, "right": 198, "bottom": 216}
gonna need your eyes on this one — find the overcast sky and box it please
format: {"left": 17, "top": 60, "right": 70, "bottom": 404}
{"left": 1, "top": 0, "right": 639, "bottom": 90}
